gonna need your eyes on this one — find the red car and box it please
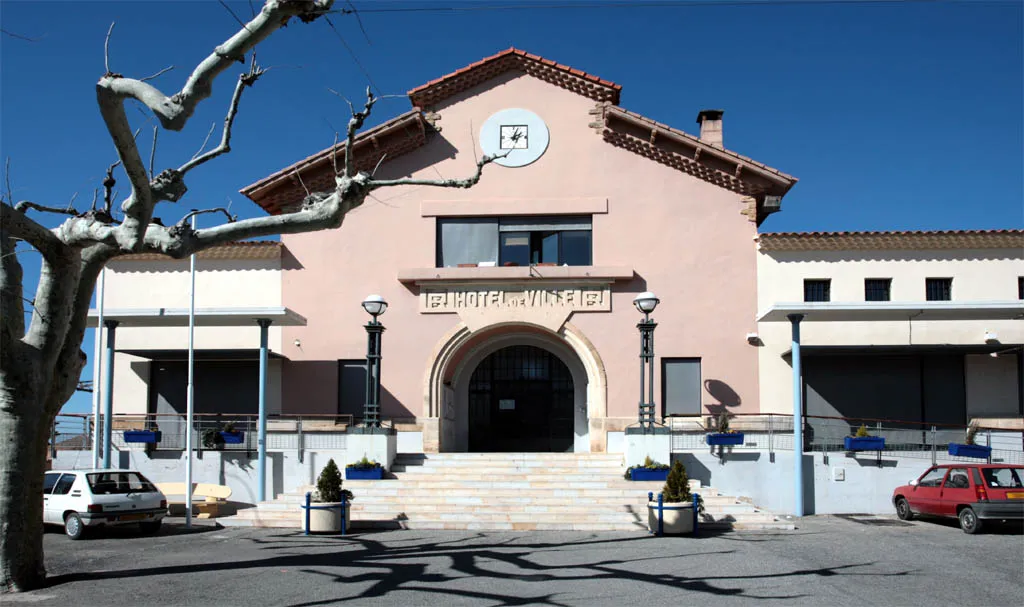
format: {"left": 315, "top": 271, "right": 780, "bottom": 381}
{"left": 892, "top": 464, "right": 1024, "bottom": 533}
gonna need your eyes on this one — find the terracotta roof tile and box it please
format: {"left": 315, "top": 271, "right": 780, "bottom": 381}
{"left": 118, "top": 241, "right": 282, "bottom": 261}
{"left": 408, "top": 48, "right": 621, "bottom": 108}
{"left": 758, "top": 229, "right": 1024, "bottom": 251}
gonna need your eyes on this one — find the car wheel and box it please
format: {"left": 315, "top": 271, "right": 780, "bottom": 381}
{"left": 895, "top": 498, "right": 914, "bottom": 521}
{"left": 958, "top": 507, "right": 982, "bottom": 534}
{"left": 139, "top": 520, "right": 162, "bottom": 535}
{"left": 64, "top": 513, "right": 86, "bottom": 540}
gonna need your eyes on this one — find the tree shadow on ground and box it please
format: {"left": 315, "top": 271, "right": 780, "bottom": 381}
{"left": 46, "top": 530, "right": 916, "bottom": 605}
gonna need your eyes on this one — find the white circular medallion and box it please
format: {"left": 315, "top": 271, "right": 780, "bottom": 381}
{"left": 479, "top": 108, "right": 550, "bottom": 168}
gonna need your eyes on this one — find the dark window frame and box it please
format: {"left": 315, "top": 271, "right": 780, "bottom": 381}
{"left": 864, "top": 278, "right": 892, "bottom": 302}
{"left": 436, "top": 216, "right": 592, "bottom": 268}
{"left": 803, "top": 279, "right": 831, "bottom": 302}
{"left": 925, "top": 278, "right": 952, "bottom": 301}
{"left": 337, "top": 359, "right": 368, "bottom": 419}
{"left": 661, "top": 357, "right": 703, "bottom": 417}
{"left": 1018, "top": 277, "right": 1023, "bottom": 300}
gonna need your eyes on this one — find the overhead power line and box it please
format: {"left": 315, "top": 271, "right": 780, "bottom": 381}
{"left": 342, "top": 0, "right": 1001, "bottom": 13}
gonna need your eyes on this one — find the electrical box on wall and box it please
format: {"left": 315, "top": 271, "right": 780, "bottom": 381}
{"left": 832, "top": 467, "right": 846, "bottom": 482}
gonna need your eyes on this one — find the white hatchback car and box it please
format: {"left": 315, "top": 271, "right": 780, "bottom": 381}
{"left": 43, "top": 469, "right": 167, "bottom": 539}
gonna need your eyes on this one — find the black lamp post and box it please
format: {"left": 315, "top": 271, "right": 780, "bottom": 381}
{"left": 634, "top": 291, "right": 660, "bottom": 431}
{"left": 361, "top": 294, "right": 387, "bottom": 428}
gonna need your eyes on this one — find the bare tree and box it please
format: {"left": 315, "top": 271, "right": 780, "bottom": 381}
{"left": 0, "top": 0, "right": 501, "bottom": 592}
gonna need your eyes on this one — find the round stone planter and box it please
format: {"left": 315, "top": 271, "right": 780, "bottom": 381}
{"left": 303, "top": 502, "right": 351, "bottom": 534}
{"left": 648, "top": 501, "right": 694, "bottom": 535}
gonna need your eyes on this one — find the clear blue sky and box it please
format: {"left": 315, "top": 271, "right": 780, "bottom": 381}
{"left": 1, "top": 0, "right": 1021, "bottom": 415}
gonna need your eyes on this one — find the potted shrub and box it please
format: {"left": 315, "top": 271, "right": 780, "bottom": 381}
{"left": 217, "top": 422, "right": 245, "bottom": 444}
{"left": 705, "top": 412, "right": 744, "bottom": 446}
{"left": 844, "top": 424, "right": 886, "bottom": 451}
{"left": 948, "top": 421, "right": 991, "bottom": 459}
{"left": 625, "top": 456, "right": 671, "bottom": 481}
{"left": 202, "top": 422, "right": 245, "bottom": 448}
{"left": 304, "top": 459, "right": 353, "bottom": 534}
{"left": 647, "top": 461, "right": 703, "bottom": 534}
{"left": 124, "top": 422, "right": 161, "bottom": 444}
{"left": 346, "top": 456, "right": 384, "bottom": 480}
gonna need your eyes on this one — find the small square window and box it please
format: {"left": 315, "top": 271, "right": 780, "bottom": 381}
{"left": 865, "top": 279, "right": 891, "bottom": 302}
{"left": 804, "top": 279, "right": 831, "bottom": 302}
{"left": 926, "top": 278, "right": 952, "bottom": 301}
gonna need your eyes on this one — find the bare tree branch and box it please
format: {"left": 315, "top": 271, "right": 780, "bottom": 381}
{"left": 371, "top": 153, "right": 388, "bottom": 176}
{"left": 177, "top": 57, "right": 264, "bottom": 174}
{"left": 176, "top": 207, "right": 236, "bottom": 228}
{"left": 149, "top": 126, "right": 158, "bottom": 179}
{"left": 102, "top": 160, "right": 121, "bottom": 214}
{"left": 191, "top": 123, "right": 217, "bottom": 161}
{"left": 1, "top": 28, "right": 43, "bottom": 42}
{"left": 0, "top": 225, "right": 26, "bottom": 346}
{"left": 103, "top": 22, "right": 115, "bottom": 75}
{"left": 13, "top": 202, "right": 80, "bottom": 217}
{"left": 93, "top": 0, "right": 334, "bottom": 247}
{"left": 2, "top": 203, "right": 67, "bottom": 261}
{"left": 343, "top": 86, "right": 375, "bottom": 177}
{"left": 138, "top": 65, "right": 175, "bottom": 83}
{"left": 368, "top": 152, "right": 507, "bottom": 190}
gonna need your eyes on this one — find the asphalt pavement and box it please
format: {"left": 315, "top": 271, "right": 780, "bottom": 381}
{"left": 6, "top": 515, "right": 1023, "bottom": 606}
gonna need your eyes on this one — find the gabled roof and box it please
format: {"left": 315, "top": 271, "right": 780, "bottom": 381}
{"left": 240, "top": 111, "right": 428, "bottom": 215}
{"left": 757, "top": 229, "right": 1024, "bottom": 251}
{"left": 408, "top": 48, "right": 621, "bottom": 108}
{"left": 241, "top": 49, "right": 795, "bottom": 220}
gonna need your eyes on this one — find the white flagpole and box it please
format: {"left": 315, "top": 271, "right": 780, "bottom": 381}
{"left": 185, "top": 214, "right": 197, "bottom": 528}
{"left": 91, "top": 268, "right": 105, "bottom": 469}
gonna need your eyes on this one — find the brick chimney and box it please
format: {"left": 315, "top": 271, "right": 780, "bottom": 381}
{"left": 696, "top": 109, "right": 724, "bottom": 146}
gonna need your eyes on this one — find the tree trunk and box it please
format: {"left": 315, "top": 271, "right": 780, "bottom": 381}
{"left": 0, "top": 383, "right": 49, "bottom": 592}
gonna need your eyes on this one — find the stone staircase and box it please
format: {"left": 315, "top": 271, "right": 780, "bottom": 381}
{"left": 219, "top": 453, "right": 794, "bottom": 531}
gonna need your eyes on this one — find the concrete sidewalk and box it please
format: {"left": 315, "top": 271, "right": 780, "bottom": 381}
{"left": 10, "top": 516, "right": 1023, "bottom": 606}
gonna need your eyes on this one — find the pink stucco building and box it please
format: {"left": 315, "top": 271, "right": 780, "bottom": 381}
{"left": 229, "top": 49, "right": 797, "bottom": 454}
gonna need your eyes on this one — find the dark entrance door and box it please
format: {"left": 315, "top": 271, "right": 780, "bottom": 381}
{"left": 468, "top": 345, "right": 575, "bottom": 452}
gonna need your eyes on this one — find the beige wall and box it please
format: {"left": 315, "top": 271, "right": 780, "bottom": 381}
{"left": 102, "top": 257, "right": 284, "bottom": 415}
{"left": 757, "top": 247, "right": 1024, "bottom": 415}
{"left": 281, "top": 73, "right": 762, "bottom": 442}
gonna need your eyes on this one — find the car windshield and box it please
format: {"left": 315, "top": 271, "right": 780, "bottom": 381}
{"left": 982, "top": 468, "right": 1023, "bottom": 489}
{"left": 86, "top": 472, "right": 158, "bottom": 494}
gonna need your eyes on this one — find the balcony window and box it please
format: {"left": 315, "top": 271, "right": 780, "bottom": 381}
{"left": 437, "top": 216, "right": 592, "bottom": 267}
{"left": 865, "top": 278, "right": 892, "bottom": 302}
{"left": 926, "top": 278, "right": 952, "bottom": 301}
{"left": 803, "top": 279, "right": 831, "bottom": 302}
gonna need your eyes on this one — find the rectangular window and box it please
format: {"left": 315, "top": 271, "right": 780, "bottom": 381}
{"left": 662, "top": 358, "right": 702, "bottom": 416}
{"left": 926, "top": 278, "right": 952, "bottom": 301}
{"left": 51, "top": 474, "right": 76, "bottom": 495}
{"left": 43, "top": 472, "right": 60, "bottom": 495}
{"left": 864, "top": 278, "right": 891, "bottom": 302}
{"left": 338, "top": 360, "right": 367, "bottom": 418}
{"left": 803, "top": 279, "right": 831, "bottom": 302}
{"left": 1018, "top": 277, "right": 1023, "bottom": 300}
{"left": 437, "top": 216, "right": 592, "bottom": 267}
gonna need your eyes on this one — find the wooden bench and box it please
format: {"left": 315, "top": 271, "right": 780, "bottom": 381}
{"left": 156, "top": 482, "right": 232, "bottom": 518}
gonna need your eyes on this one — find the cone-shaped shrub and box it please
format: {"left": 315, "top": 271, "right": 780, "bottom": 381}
{"left": 316, "top": 459, "right": 343, "bottom": 503}
{"left": 662, "top": 460, "right": 693, "bottom": 503}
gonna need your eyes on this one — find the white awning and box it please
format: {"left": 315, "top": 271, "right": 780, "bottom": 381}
{"left": 758, "top": 301, "right": 1024, "bottom": 323}
{"left": 86, "top": 306, "right": 307, "bottom": 327}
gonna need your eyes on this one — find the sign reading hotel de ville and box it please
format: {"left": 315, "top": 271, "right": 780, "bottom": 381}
{"left": 421, "top": 286, "right": 611, "bottom": 314}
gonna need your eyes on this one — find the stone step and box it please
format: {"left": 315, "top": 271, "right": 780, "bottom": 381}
{"left": 394, "top": 453, "right": 623, "bottom": 460}
{"left": 292, "top": 481, "right": 692, "bottom": 490}
{"left": 296, "top": 494, "right": 744, "bottom": 506}
{"left": 272, "top": 485, "right": 720, "bottom": 499}
{"left": 230, "top": 508, "right": 779, "bottom": 524}
{"left": 391, "top": 465, "right": 625, "bottom": 473}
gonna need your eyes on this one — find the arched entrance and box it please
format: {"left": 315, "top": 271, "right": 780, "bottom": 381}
{"left": 423, "top": 321, "right": 608, "bottom": 453}
{"left": 468, "top": 345, "right": 575, "bottom": 452}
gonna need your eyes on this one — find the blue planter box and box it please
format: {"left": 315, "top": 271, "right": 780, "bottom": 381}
{"left": 948, "top": 443, "right": 991, "bottom": 459}
{"left": 629, "top": 468, "right": 669, "bottom": 482}
{"left": 123, "top": 430, "right": 162, "bottom": 444}
{"left": 844, "top": 436, "right": 885, "bottom": 451}
{"left": 346, "top": 466, "right": 384, "bottom": 480}
{"left": 706, "top": 433, "right": 745, "bottom": 446}
{"left": 218, "top": 431, "right": 245, "bottom": 444}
